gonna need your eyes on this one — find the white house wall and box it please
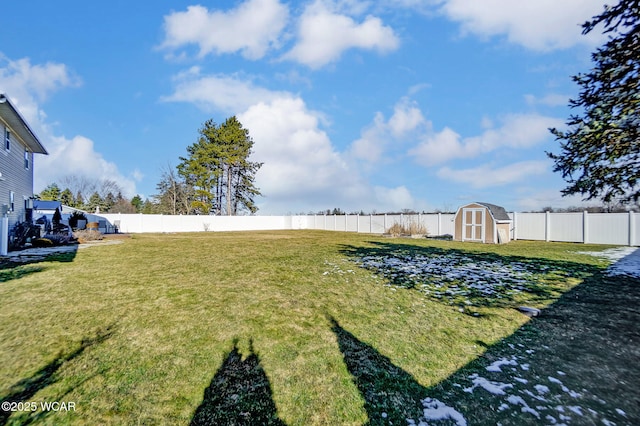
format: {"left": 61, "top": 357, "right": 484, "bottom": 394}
{"left": 0, "top": 122, "right": 34, "bottom": 229}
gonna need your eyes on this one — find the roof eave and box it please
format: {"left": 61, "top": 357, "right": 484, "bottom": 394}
{"left": 0, "top": 94, "right": 48, "bottom": 155}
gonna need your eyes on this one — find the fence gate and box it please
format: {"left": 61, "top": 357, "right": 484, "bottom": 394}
{"left": 462, "top": 208, "right": 485, "bottom": 242}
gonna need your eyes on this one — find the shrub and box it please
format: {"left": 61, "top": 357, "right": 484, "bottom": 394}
{"left": 386, "top": 217, "right": 427, "bottom": 237}
{"left": 73, "top": 229, "right": 103, "bottom": 243}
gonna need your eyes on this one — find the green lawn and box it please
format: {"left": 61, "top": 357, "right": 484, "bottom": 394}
{"left": 0, "top": 231, "right": 636, "bottom": 425}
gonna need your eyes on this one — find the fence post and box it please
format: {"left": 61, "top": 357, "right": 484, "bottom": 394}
{"left": 583, "top": 210, "right": 589, "bottom": 244}
{"left": 512, "top": 212, "right": 518, "bottom": 241}
{"left": 630, "top": 211, "right": 636, "bottom": 246}
{"left": 370, "top": 214, "right": 373, "bottom": 233}
{"left": 437, "top": 213, "right": 441, "bottom": 236}
{"left": 545, "top": 211, "right": 551, "bottom": 242}
{"left": 384, "top": 214, "right": 387, "bottom": 232}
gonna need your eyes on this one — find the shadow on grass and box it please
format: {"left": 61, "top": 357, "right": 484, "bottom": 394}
{"left": 191, "top": 339, "right": 285, "bottom": 426}
{"left": 328, "top": 316, "right": 428, "bottom": 425}
{"left": 0, "top": 324, "right": 114, "bottom": 425}
{"left": 0, "top": 246, "right": 78, "bottom": 284}
{"left": 422, "top": 270, "right": 640, "bottom": 425}
{"left": 340, "top": 241, "right": 600, "bottom": 309}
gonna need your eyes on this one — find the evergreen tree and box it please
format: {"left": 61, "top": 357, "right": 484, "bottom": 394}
{"left": 60, "top": 188, "right": 74, "bottom": 207}
{"left": 87, "top": 191, "right": 104, "bottom": 212}
{"left": 178, "top": 117, "right": 262, "bottom": 215}
{"left": 548, "top": 0, "right": 640, "bottom": 204}
{"left": 75, "top": 191, "right": 85, "bottom": 210}
{"left": 39, "top": 183, "right": 61, "bottom": 201}
{"left": 131, "top": 195, "right": 143, "bottom": 213}
{"left": 104, "top": 192, "right": 116, "bottom": 212}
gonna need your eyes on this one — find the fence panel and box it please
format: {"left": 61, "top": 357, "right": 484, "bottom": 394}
{"left": 514, "top": 213, "right": 546, "bottom": 241}
{"left": 549, "top": 213, "right": 584, "bottom": 242}
{"left": 345, "top": 215, "right": 359, "bottom": 232}
{"left": 588, "top": 213, "right": 629, "bottom": 245}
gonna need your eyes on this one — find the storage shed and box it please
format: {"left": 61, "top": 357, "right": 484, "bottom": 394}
{"left": 454, "top": 202, "right": 512, "bottom": 244}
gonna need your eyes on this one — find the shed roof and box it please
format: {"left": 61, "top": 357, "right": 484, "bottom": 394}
{"left": 476, "top": 202, "right": 511, "bottom": 221}
{"left": 0, "top": 94, "right": 48, "bottom": 154}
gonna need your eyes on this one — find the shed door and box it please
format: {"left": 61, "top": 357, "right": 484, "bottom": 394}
{"left": 462, "top": 208, "right": 485, "bottom": 242}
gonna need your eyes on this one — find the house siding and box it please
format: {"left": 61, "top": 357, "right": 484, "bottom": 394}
{"left": 0, "top": 121, "right": 34, "bottom": 230}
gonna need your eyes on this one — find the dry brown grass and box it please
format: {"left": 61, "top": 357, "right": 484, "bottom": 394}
{"left": 72, "top": 229, "right": 104, "bottom": 243}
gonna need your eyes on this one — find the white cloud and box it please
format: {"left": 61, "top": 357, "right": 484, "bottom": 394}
{"left": 408, "top": 126, "right": 463, "bottom": 165}
{"left": 240, "top": 97, "right": 351, "bottom": 198}
{"left": 160, "top": 0, "right": 289, "bottom": 60}
{"left": 0, "top": 55, "right": 81, "bottom": 123}
{"left": 161, "top": 67, "right": 291, "bottom": 113}
{"left": 238, "top": 95, "right": 422, "bottom": 213}
{"left": 524, "top": 93, "right": 569, "bottom": 107}
{"left": 351, "top": 112, "right": 388, "bottom": 163}
{"left": 283, "top": 0, "right": 400, "bottom": 68}
{"left": 409, "top": 113, "right": 563, "bottom": 165}
{"left": 438, "top": 0, "right": 606, "bottom": 51}
{"left": 0, "top": 55, "right": 137, "bottom": 196}
{"left": 36, "top": 135, "right": 137, "bottom": 196}
{"left": 163, "top": 71, "right": 425, "bottom": 213}
{"left": 388, "top": 97, "right": 426, "bottom": 138}
{"left": 374, "top": 185, "right": 416, "bottom": 209}
{"left": 351, "top": 97, "right": 427, "bottom": 163}
{"left": 437, "top": 160, "right": 549, "bottom": 188}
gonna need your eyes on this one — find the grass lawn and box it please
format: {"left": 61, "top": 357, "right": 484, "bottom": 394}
{"left": 0, "top": 231, "right": 637, "bottom": 425}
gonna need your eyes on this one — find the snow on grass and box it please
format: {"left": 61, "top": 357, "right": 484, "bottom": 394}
{"left": 534, "top": 384, "right": 550, "bottom": 394}
{"left": 409, "top": 349, "right": 624, "bottom": 425}
{"left": 578, "top": 247, "right": 640, "bottom": 278}
{"left": 352, "top": 250, "right": 555, "bottom": 305}
{"left": 486, "top": 356, "right": 518, "bottom": 372}
{"left": 506, "top": 395, "right": 540, "bottom": 418}
{"left": 407, "top": 398, "right": 467, "bottom": 426}
{"left": 464, "top": 373, "right": 513, "bottom": 395}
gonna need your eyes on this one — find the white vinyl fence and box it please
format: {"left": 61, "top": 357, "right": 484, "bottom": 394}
{"left": 86, "top": 211, "right": 639, "bottom": 246}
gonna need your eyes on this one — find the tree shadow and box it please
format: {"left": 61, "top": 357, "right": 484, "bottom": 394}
{"left": 0, "top": 324, "right": 115, "bottom": 425}
{"left": 419, "top": 270, "right": 640, "bottom": 425}
{"left": 328, "top": 316, "right": 428, "bottom": 425}
{"left": 339, "top": 241, "right": 601, "bottom": 309}
{"left": 0, "top": 246, "right": 78, "bottom": 284}
{"left": 191, "top": 339, "right": 285, "bottom": 426}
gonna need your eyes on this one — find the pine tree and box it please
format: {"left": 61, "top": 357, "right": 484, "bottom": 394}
{"left": 548, "top": 0, "right": 640, "bottom": 204}
{"left": 60, "top": 188, "right": 74, "bottom": 207}
{"left": 39, "top": 183, "right": 61, "bottom": 201}
{"left": 177, "top": 117, "right": 262, "bottom": 215}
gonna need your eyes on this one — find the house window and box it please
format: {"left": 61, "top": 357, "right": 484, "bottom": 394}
{"left": 10, "top": 191, "right": 14, "bottom": 212}
{"left": 24, "top": 150, "right": 30, "bottom": 169}
{"left": 4, "top": 128, "right": 10, "bottom": 151}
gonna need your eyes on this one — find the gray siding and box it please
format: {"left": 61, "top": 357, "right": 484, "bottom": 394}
{"left": 0, "top": 121, "right": 34, "bottom": 230}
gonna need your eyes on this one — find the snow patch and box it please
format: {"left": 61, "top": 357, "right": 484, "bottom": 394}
{"left": 464, "top": 374, "right": 513, "bottom": 395}
{"left": 535, "top": 384, "right": 550, "bottom": 394}
{"left": 506, "top": 395, "right": 540, "bottom": 418}
{"left": 486, "top": 357, "right": 518, "bottom": 372}
{"left": 578, "top": 247, "right": 640, "bottom": 278}
{"left": 411, "top": 397, "right": 467, "bottom": 426}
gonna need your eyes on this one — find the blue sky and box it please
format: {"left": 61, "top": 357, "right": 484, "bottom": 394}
{"left": 0, "top": 0, "right": 608, "bottom": 214}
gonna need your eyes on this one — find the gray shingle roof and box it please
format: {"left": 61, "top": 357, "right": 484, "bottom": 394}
{"left": 476, "top": 202, "right": 511, "bottom": 221}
